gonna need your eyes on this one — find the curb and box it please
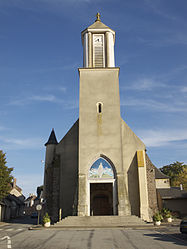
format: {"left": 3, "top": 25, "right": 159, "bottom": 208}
{"left": 28, "top": 224, "right": 179, "bottom": 230}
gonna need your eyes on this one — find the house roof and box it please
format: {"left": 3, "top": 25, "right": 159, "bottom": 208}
{"left": 7, "top": 194, "right": 25, "bottom": 205}
{"left": 10, "top": 182, "right": 22, "bottom": 192}
{"left": 157, "top": 188, "right": 187, "bottom": 199}
{"left": 154, "top": 166, "right": 170, "bottom": 179}
{"left": 25, "top": 195, "right": 36, "bottom": 202}
{"left": 0, "top": 200, "right": 5, "bottom": 205}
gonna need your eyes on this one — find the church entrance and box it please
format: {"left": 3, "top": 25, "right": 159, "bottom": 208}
{"left": 88, "top": 156, "right": 117, "bottom": 216}
{"left": 90, "top": 183, "right": 113, "bottom": 215}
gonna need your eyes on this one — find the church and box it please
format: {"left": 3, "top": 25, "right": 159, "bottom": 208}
{"left": 43, "top": 14, "right": 158, "bottom": 223}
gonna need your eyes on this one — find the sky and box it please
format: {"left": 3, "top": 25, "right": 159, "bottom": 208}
{"left": 0, "top": 0, "right": 187, "bottom": 198}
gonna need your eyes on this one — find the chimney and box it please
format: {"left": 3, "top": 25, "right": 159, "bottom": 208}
{"left": 13, "top": 178, "right": 17, "bottom": 188}
{"left": 180, "top": 184, "right": 183, "bottom": 191}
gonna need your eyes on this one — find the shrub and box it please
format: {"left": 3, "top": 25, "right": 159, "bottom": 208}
{"left": 43, "top": 213, "right": 50, "bottom": 224}
{"left": 153, "top": 212, "right": 163, "bottom": 222}
{"left": 161, "top": 208, "right": 172, "bottom": 219}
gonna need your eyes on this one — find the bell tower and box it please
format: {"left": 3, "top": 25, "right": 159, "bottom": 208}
{"left": 78, "top": 14, "right": 130, "bottom": 217}
{"left": 81, "top": 13, "right": 115, "bottom": 68}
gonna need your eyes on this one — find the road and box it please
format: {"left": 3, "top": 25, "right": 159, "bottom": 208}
{"left": 0, "top": 217, "right": 187, "bottom": 249}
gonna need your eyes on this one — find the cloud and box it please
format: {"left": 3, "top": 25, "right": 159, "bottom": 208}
{"left": 59, "top": 87, "right": 66, "bottom": 93}
{"left": 8, "top": 94, "right": 63, "bottom": 106}
{"left": 121, "top": 97, "right": 187, "bottom": 113}
{"left": 123, "top": 78, "right": 166, "bottom": 91}
{"left": 0, "top": 125, "right": 7, "bottom": 131}
{"left": 144, "top": 0, "right": 177, "bottom": 21}
{"left": 0, "top": 0, "right": 91, "bottom": 12}
{"left": 138, "top": 128, "right": 187, "bottom": 147}
{"left": 63, "top": 99, "right": 79, "bottom": 109}
{"left": 0, "top": 136, "right": 43, "bottom": 150}
{"left": 8, "top": 93, "right": 79, "bottom": 109}
{"left": 39, "top": 0, "right": 91, "bottom": 3}
{"left": 181, "top": 86, "right": 187, "bottom": 93}
{"left": 30, "top": 95, "right": 58, "bottom": 102}
{"left": 138, "top": 32, "right": 187, "bottom": 47}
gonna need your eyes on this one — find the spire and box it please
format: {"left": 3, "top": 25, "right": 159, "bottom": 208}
{"left": 95, "top": 12, "right": 101, "bottom": 22}
{"left": 45, "top": 128, "right": 58, "bottom": 146}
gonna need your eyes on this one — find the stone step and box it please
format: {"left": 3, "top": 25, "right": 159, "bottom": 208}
{"left": 54, "top": 215, "right": 150, "bottom": 227}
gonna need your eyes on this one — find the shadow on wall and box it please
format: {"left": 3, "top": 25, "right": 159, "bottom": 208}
{"left": 127, "top": 154, "right": 140, "bottom": 216}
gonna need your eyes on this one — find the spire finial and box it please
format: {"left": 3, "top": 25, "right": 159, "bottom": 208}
{"left": 96, "top": 12, "right": 101, "bottom": 22}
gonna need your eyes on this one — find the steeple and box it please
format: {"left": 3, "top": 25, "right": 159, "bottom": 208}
{"left": 81, "top": 13, "right": 115, "bottom": 68}
{"left": 45, "top": 128, "right": 58, "bottom": 146}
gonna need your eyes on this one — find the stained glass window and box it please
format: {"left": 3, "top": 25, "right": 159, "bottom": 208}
{"left": 89, "top": 158, "right": 114, "bottom": 179}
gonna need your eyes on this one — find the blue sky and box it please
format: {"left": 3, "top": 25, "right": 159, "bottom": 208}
{"left": 0, "top": 0, "right": 187, "bottom": 197}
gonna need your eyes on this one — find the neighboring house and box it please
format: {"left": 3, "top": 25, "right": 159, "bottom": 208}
{"left": 154, "top": 167, "right": 170, "bottom": 189}
{"left": 24, "top": 194, "right": 37, "bottom": 215}
{"left": 0, "top": 200, "right": 5, "bottom": 222}
{"left": 155, "top": 167, "right": 187, "bottom": 217}
{"left": 10, "top": 178, "right": 24, "bottom": 200}
{"left": 0, "top": 178, "right": 25, "bottom": 221}
{"left": 157, "top": 187, "right": 187, "bottom": 217}
{"left": 34, "top": 185, "right": 44, "bottom": 208}
{"left": 24, "top": 186, "right": 44, "bottom": 216}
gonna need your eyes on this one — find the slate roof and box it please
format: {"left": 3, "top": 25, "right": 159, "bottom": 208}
{"left": 10, "top": 182, "right": 22, "bottom": 192}
{"left": 45, "top": 129, "right": 58, "bottom": 146}
{"left": 157, "top": 188, "right": 187, "bottom": 199}
{"left": 154, "top": 166, "right": 170, "bottom": 179}
{"left": 24, "top": 195, "right": 36, "bottom": 202}
{"left": 7, "top": 194, "right": 25, "bottom": 205}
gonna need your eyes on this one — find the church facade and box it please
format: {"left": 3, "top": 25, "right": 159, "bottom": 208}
{"left": 43, "top": 14, "right": 158, "bottom": 223}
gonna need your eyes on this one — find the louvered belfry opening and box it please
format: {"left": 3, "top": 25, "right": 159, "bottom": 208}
{"left": 93, "top": 34, "right": 105, "bottom": 68}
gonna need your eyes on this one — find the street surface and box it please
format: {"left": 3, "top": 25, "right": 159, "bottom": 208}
{"left": 0, "top": 217, "right": 187, "bottom": 249}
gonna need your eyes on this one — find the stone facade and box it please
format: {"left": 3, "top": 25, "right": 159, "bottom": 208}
{"left": 43, "top": 15, "right": 158, "bottom": 223}
{"left": 145, "top": 153, "right": 158, "bottom": 218}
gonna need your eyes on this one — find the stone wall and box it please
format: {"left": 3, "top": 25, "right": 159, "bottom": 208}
{"left": 51, "top": 155, "right": 60, "bottom": 223}
{"left": 57, "top": 120, "right": 79, "bottom": 218}
{"left": 145, "top": 153, "right": 158, "bottom": 218}
{"left": 44, "top": 154, "right": 60, "bottom": 223}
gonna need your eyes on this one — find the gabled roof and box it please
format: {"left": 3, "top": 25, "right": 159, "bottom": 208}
{"left": 45, "top": 128, "right": 58, "bottom": 146}
{"left": 157, "top": 188, "right": 187, "bottom": 199}
{"left": 10, "top": 182, "right": 22, "bottom": 192}
{"left": 154, "top": 166, "right": 170, "bottom": 179}
{"left": 24, "top": 195, "right": 36, "bottom": 202}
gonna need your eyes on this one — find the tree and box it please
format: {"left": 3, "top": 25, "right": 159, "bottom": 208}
{"left": 0, "top": 150, "right": 13, "bottom": 201}
{"left": 160, "top": 161, "right": 187, "bottom": 191}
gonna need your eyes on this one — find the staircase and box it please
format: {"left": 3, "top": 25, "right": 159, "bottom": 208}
{"left": 53, "top": 215, "right": 152, "bottom": 228}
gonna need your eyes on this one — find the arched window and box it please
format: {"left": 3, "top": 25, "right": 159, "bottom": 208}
{"left": 96, "top": 102, "right": 103, "bottom": 114}
{"left": 89, "top": 157, "right": 114, "bottom": 179}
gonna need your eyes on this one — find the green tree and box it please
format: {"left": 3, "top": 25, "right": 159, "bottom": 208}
{"left": 0, "top": 150, "right": 13, "bottom": 201}
{"left": 160, "top": 161, "right": 187, "bottom": 190}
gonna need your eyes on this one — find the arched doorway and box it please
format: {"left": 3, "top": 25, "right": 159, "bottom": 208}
{"left": 88, "top": 157, "right": 117, "bottom": 216}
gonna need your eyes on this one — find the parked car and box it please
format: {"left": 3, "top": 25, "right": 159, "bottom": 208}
{"left": 180, "top": 217, "right": 187, "bottom": 234}
{"left": 31, "top": 212, "right": 38, "bottom": 218}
